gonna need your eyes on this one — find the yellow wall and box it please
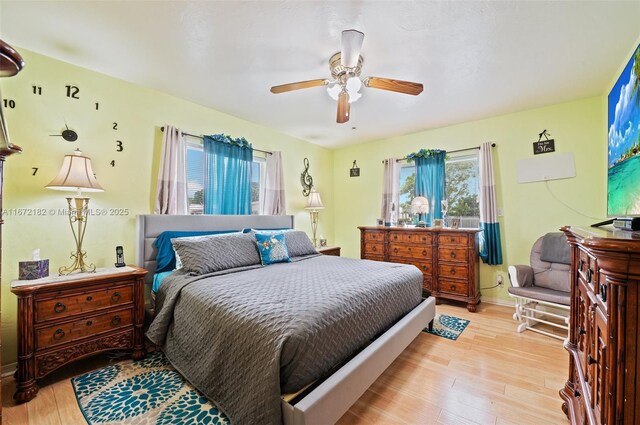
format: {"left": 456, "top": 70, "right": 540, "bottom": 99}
{"left": 331, "top": 96, "right": 606, "bottom": 303}
{"left": 0, "top": 49, "right": 335, "bottom": 365}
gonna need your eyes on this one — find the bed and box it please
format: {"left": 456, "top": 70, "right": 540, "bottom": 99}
{"left": 136, "top": 214, "right": 436, "bottom": 425}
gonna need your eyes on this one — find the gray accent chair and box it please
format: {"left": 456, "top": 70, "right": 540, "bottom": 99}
{"left": 507, "top": 232, "right": 571, "bottom": 341}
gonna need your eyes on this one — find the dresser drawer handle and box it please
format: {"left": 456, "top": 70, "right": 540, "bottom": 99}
{"left": 600, "top": 284, "right": 607, "bottom": 302}
{"left": 393, "top": 235, "right": 398, "bottom": 240}
{"left": 393, "top": 248, "right": 398, "bottom": 254}
{"left": 450, "top": 238, "right": 455, "bottom": 242}
{"left": 574, "top": 389, "right": 581, "bottom": 398}
{"left": 86, "top": 295, "right": 93, "bottom": 301}
{"left": 450, "top": 252, "right": 456, "bottom": 259}
{"left": 111, "top": 316, "right": 121, "bottom": 326}
{"left": 449, "top": 284, "right": 456, "bottom": 290}
{"left": 111, "top": 292, "right": 121, "bottom": 302}
{"left": 86, "top": 320, "right": 93, "bottom": 326}
{"left": 422, "top": 250, "right": 427, "bottom": 256}
{"left": 53, "top": 329, "right": 65, "bottom": 340}
{"left": 586, "top": 268, "right": 593, "bottom": 283}
{"left": 54, "top": 302, "right": 67, "bottom": 313}
{"left": 422, "top": 265, "right": 428, "bottom": 271}
{"left": 579, "top": 327, "right": 586, "bottom": 335}
{"left": 578, "top": 259, "right": 584, "bottom": 270}
{"left": 450, "top": 268, "right": 456, "bottom": 275}
{"left": 587, "top": 355, "right": 597, "bottom": 365}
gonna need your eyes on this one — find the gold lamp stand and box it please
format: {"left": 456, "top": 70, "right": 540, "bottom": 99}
{"left": 309, "top": 209, "right": 320, "bottom": 247}
{"left": 59, "top": 197, "right": 96, "bottom": 275}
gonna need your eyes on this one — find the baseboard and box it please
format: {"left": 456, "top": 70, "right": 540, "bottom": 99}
{"left": 480, "top": 296, "right": 514, "bottom": 307}
{"left": 2, "top": 362, "right": 16, "bottom": 378}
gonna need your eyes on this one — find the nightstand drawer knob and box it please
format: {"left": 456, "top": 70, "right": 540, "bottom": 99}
{"left": 394, "top": 248, "right": 398, "bottom": 254}
{"left": 422, "top": 250, "right": 427, "bottom": 256}
{"left": 450, "top": 268, "right": 456, "bottom": 275}
{"left": 54, "top": 302, "right": 67, "bottom": 313}
{"left": 53, "top": 329, "right": 65, "bottom": 340}
{"left": 111, "top": 316, "right": 121, "bottom": 326}
{"left": 86, "top": 320, "right": 93, "bottom": 326}
{"left": 86, "top": 296, "right": 93, "bottom": 301}
{"left": 111, "top": 292, "right": 121, "bottom": 302}
{"left": 450, "top": 252, "right": 456, "bottom": 258}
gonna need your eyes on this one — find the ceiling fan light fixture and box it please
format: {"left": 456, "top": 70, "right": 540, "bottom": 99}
{"left": 327, "top": 76, "right": 362, "bottom": 103}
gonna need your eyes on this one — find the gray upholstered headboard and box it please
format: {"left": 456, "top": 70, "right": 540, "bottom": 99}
{"left": 136, "top": 214, "right": 295, "bottom": 285}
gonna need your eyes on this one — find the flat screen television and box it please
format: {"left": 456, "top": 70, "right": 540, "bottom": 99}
{"left": 607, "top": 42, "right": 640, "bottom": 217}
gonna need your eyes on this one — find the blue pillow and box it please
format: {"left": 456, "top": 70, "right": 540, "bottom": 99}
{"left": 153, "top": 230, "right": 235, "bottom": 273}
{"left": 255, "top": 232, "right": 291, "bottom": 265}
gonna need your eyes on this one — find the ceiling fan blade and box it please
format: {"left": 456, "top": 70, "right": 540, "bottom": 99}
{"left": 270, "top": 79, "right": 328, "bottom": 94}
{"left": 341, "top": 29, "right": 364, "bottom": 68}
{"left": 336, "top": 91, "right": 350, "bottom": 123}
{"left": 365, "top": 77, "right": 423, "bottom": 95}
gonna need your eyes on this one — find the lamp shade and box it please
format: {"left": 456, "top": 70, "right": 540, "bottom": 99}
{"left": 305, "top": 188, "right": 325, "bottom": 210}
{"left": 411, "top": 196, "right": 429, "bottom": 214}
{"left": 46, "top": 150, "right": 104, "bottom": 192}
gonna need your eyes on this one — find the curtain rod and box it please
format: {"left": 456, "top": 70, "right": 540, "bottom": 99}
{"left": 160, "top": 126, "right": 272, "bottom": 155}
{"left": 381, "top": 143, "right": 496, "bottom": 163}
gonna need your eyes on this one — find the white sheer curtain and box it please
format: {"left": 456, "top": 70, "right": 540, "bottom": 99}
{"left": 154, "top": 125, "right": 188, "bottom": 215}
{"left": 260, "top": 151, "right": 286, "bottom": 215}
{"left": 381, "top": 158, "right": 400, "bottom": 223}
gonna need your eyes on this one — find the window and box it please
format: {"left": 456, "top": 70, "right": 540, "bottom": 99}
{"left": 186, "top": 142, "right": 265, "bottom": 215}
{"left": 398, "top": 154, "right": 480, "bottom": 227}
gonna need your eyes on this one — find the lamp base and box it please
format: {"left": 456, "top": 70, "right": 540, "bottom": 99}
{"left": 58, "top": 249, "right": 96, "bottom": 275}
{"left": 59, "top": 196, "right": 96, "bottom": 275}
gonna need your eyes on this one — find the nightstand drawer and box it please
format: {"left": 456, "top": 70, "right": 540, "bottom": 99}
{"left": 35, "top": 284, "right": 133, "bottom": 322}
{"left": 36, "top": 307, "right": 133, "bottom": 350}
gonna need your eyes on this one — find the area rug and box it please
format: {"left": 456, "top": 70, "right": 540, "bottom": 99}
{"left": 71, "top": 352, "right": 229, "bottom": 424}
{"left": 423, "top": 314, "right": 470, "bottom": 340}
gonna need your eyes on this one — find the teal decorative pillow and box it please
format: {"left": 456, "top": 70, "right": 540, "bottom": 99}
{"left": 255, "top": 232, "right": 291, "bottom": 265}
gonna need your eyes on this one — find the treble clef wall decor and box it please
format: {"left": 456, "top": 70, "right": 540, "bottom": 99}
{"left": 300, "top": 157, "right": 314, "bottom": 197}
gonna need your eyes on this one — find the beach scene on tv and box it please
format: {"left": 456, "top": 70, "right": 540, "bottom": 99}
{"left": 608, "top": 43, "right": 640, "bottom": 217}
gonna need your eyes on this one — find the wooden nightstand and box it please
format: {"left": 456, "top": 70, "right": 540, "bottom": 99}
{"left": 318, "top": 246, "right": 341, "bottom": 256}
{"left": 11, "top": 266, "right": 147, "bottom": 403}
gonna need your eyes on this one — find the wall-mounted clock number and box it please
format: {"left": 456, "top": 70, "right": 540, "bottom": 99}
{"left": 113, "top": 122, "right": 118, "bottom": 130}
{"left": 95, "top": 102, "right": 99, "bottom": 110}
{"left": 3, "top": 99, "right": 15, "bottom": 109}
{"left": 65, "top": 85, "right": 79, "bottom": 99}
{"left": 32, "top": 85, "right": 42, "bottom": 95}
{"left": 116, "top": 141, "right": 123, "bottom": 152}
{"left": 32, "top": 168, "right": 38, "bottom": 176}
{"left": 110, "top": 160, "right": 115, "bottom": 167}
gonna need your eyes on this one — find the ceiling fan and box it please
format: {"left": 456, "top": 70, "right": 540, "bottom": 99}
{"left": 270, "top": 29, "right": 423, "bottom": 124}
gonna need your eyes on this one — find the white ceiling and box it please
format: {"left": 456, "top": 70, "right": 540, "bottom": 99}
{"left": 2, "top": 1, "right": 639, "bottom": 148}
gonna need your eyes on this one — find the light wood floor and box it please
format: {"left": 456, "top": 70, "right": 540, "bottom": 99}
{"left": 2, "top": 302, "right": 570, "bottom": 425}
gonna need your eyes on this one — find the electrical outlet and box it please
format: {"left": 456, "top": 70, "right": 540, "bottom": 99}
{"left": 497, "top": 274, "right": 503, "bottom": 287}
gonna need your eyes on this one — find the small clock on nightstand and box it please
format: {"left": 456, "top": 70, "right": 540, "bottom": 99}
{"left": 317, "top": 246, "right": 341, "bottom": 256}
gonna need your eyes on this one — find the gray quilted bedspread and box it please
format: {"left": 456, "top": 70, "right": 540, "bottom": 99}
{"left": 146, "top": 255, "right": 422, "bottom": 425}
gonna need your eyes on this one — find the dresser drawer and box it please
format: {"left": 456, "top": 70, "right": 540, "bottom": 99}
{"left": 438, "top": 263, "right": 469, "bottom": 280}
{"left": 438, "top": 279, "right": 469, "bottom": 296}
{"left": 35, "top": 284, "right": 133, "bottom": 322}
{"left": 36, "top": 307, "right": 133, "bottom": 350}
{"left": 363, "top": 231, "right": 385, "bottom": 242}
{"left": 438, "top": 247, "right": 468, "bottom": 263}
{"left": 389, "top": 231, "right": 432, "bottom": 244}
{"left": 363, "top": 242, "right": 384, "bottom": 257}
{"left": 438, "top": 233, "right": 468, "bottom": 246}
{"left": 387, "top": 257, "right": 432, "bottom": 275}
{"left": 389, "top": 244, "right": 431, "bottom": 259}
{"left": 423, "top": 277, "right": 433, "bottom": 292}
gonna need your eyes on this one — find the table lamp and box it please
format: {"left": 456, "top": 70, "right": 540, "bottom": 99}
{"left": 305, "top": 188, "right": 325, "bottom": 247}
{"left": 411, "top": 196, "right": 429, "bottom": 227}
{"left": 46, "top": 149, "right": 104, "bottom": 275}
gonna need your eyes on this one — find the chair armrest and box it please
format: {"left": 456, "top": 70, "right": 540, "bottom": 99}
{"left": 508, "top": 265, "right": 534, "bottom": 288}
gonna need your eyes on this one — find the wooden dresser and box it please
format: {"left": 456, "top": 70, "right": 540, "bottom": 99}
{"left": 560, "top": 226, "right": 640, "bottom": 425}
{"left": 11, "top": 266, "right": 147, "bottom": 403}
{"left": 359, "top": 226, "right": 480, "bottom": 312}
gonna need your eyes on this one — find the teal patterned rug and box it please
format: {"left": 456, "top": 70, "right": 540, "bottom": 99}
{"left": 71, "top": 352, "right": 229, "bottom": 424}
{"left": 423, "top": 314, "right": 470, "bottom": 340}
